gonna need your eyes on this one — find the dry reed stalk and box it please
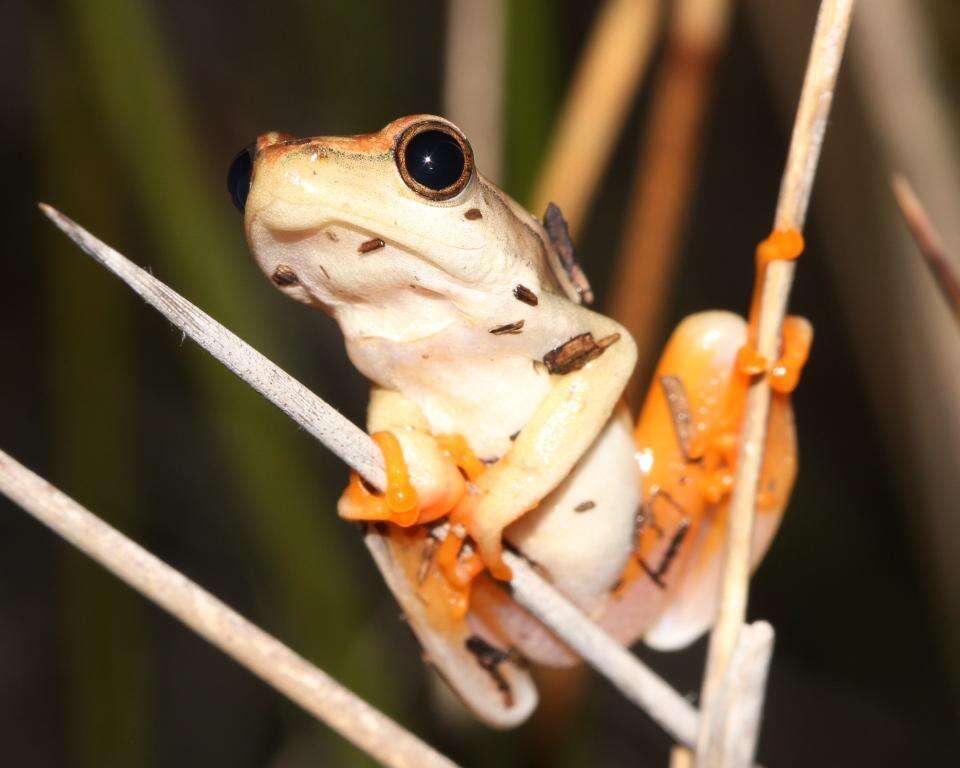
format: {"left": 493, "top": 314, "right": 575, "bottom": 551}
{"left": 748, "top": 0, "right": 960, "bottom": 695}
{"left": 444, "top": 0, "right": 506, "bottom": 184}
{"left": 892, "top": 175, "right": 960, "bottom": 329}
{"left": 698, "top": 622, "right": 774, "bottom": 767}
{"left": 0, "top": 448, "right": 458, "bottom": 768}
{"left": 529, "top": 0, "right": 661, "bottom": 231}
{"left": 607, "top": 0, "right": 732, "bottom": 404}
{"left": 38, "top": 204, "right": 703, "bottom": 748}
{"left": 695, "top": 2, "right": 855, "bottom": 765}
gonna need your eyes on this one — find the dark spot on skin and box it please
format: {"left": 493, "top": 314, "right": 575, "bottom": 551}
{"left": 464, "top": 208, "right": 483, "bottom": 220}
{"left": 574, "top": 500, "right": 596, "bottom": 513}
{"left": 358, "top": 237, "right": 385, "bottom": 253}
{"left": 326, "top": 230, "right": 339, "bottom": 242}
{"left": 513, "top": 284, "right": 539, "bottom": 306}
{"left": 543, "top": 202, "right": 594, "bottom": 304}
{"left": 597, "top": 334, "right": 620, "bottom": 349}
{"left": 660, "top": 376, "right": 696, "bottom": 461}
{"left": 638, "top": 518, "right": 691, "bottom": 589}
{"left": 318, "top": 265, "right": 330, "bottom": 279}
{"left": 490, "top": 320, "right": 524, "bottom": 335}
{"left": 509, "top": 431, "right": 520, "bottom": 441}
{"left": 418, "top": 539, "right": 437, "bottom": 584}
{"left": 465, "top": 636, "right": 514, "bottom": 707}
{"left": 481, "top": 457, "right": 499, "bottom": 465}
{"left": 543, "top": 332, "right": 620, "bottom": 374}
{"left": 634, "top": 510, "right": 646, "bottom": 543}
{"left": 271, "top": 265, "right": 299, "bottom": 286}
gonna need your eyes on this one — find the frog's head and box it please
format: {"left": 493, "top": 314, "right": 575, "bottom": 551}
{"left": 230, "top": 115, "right": 582, "bottom": 333}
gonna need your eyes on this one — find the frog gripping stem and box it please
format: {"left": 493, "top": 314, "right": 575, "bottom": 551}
{"left": 340, "top": 432, "right": 419, "bottom": 527}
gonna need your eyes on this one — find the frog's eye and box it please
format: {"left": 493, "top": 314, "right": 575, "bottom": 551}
{"left": 227, "top": 145, "right": 255, "bottom": 212}
{"left": 396, "top": 121, "right": 474, "bottom": 201}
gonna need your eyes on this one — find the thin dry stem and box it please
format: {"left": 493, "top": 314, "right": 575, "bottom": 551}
{"left": 38, "top": 205, "right": 386, "bottom": 489}
{"left": 504, "top": 550, "right": 698, "bottom": 746}
{"left": 0, "top": 448, "right": 457, "bottom": 768}
{"left": 40, "top": 204, "right": 702, "bottom": 747}
{"left": 696, "top": 1, "right": 855, "bottom": 764}
{"left": 700, "top": 622, "right": 774, "bottom": 768}
{"left": 891, "top": 175, "right": 960, "bottom": 328}
{"left": 444, "top": 0, "right": 505, "bottom": 184}
{"left": 607, "top": 0, "right": 732, "bottom": 404}
{"left": 530, "top": 0, "right": 661, "bottom": 230}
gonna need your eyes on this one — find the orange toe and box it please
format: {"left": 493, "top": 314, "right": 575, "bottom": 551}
{"left": 340, "top": 431, "right": 420, "bottom": 527}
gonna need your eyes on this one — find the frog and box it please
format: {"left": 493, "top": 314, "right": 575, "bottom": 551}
{"left": 228, "top": 115, "right": 810, "bottom": 728}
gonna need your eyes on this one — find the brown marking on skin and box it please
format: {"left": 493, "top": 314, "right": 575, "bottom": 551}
{"left": 418, "top": 538, "right": 437, "bottom": 584}
{"left": 277, "top": 136, "right": 315, "bottom": 147}
{"left": 358, "top": 237, "right": 386, "bottom": 253}
{"left": 318, "top": 265, "right": 330, "bottom": 279}
{"left": 633, "top": 509, "right": 646, "bottom": 544}
{"left": 543, "top": 202, "right": 594, "bottom": 304}
{"left": 509, "top": 430, "right": 520, "bottom": 441}
{"left": 271, "top": 265, "right": 299, "bottom": 287}
{"left": 490, "top": 320, "right": 525, "bottom": 335}
{"left": 645, "top": 489, "right": 686, "bottom": 539}
{"left": 596, "top": 333, "right": 620, "bottom": 349}
{"left": 574, "top": 500, "right": 596, "bottom": 513}
{"left": 660, "top": 375, "right": 696, "bottom": 461}
{"left": 325, "top": 230, "right": 339, "bottom": 242}
{"left": 464, "top": 636, "right": 514, "bottom": 707}
{"left": 542, "top": 332, "right": 619, "bottom": 374}
{"left": 261, "top": 121, "right": 411, "bottom": 160}
{"left": 638, "top": 518, "right": 691, "bottom": 589}
{"left": 513, "top": 284, "right": 539, "bottom": 306}
{"left": 464, "top": 208, "right": 483, "bottom": 220}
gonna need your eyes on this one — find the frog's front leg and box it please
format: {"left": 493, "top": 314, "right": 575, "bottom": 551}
{"left": 338, "top": 387, "right": 466, "bottom": 527}
{"left": 464, "top": 305, "right": 638, "bottom": 579}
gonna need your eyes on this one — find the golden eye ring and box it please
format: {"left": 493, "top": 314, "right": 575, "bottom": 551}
{"left": 395, "top": 120, "right": 474, "bottom": 201}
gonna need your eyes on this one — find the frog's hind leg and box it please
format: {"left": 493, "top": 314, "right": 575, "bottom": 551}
{"left": 599, "top": 310, "right": 800, "bottom": 650}
{"left": 643, "top": 390, "right": 796, "bottom": 649}
{"left": 364, "top": 524, "right": 538, "bottom": 728}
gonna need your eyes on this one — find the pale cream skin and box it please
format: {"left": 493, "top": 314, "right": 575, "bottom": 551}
{"left": 242, "top": 115, "right": 645, "bottom": 725}
{"left": 237, "top": 114, "right": 803, "bottom": 728}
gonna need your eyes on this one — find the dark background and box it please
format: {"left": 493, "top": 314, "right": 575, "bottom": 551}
{"left": 2, "top": 1, "right": 959, "bottom": 765}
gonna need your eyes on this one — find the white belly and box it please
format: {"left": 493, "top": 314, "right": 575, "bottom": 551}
{"left": 505, "top": 403, "right": 641, "bottom": 616}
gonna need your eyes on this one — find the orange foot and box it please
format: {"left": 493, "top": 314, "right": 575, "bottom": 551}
{"left": 340, "top": 432, "right": 420, "bottom": 527}
{"left": 710, "top": 228, "right": 811, "bottom": 504}
{"left": 341, "top": 430, "right": 493, "bottom": 618}
{"left": 736, "top": 228, "right": 807, "bottom": 380}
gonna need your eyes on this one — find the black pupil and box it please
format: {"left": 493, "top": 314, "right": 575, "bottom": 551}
{"left": 404, "top": 130, "right": 465, "bottom": 192}
{"left": 227, "top": 146, "right": 254, "bottom": 212}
